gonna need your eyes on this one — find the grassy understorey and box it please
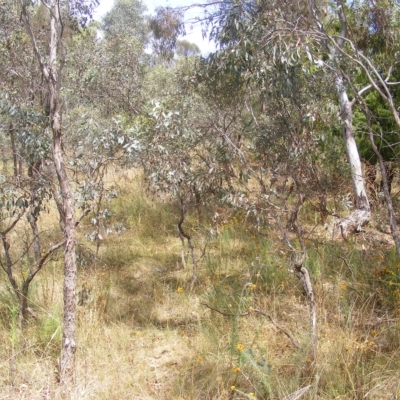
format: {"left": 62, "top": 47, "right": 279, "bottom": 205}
{"left": 0, "top": 171, "right": 399, "bottom": 399}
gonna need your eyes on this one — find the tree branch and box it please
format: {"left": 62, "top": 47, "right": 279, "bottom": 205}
{"left": 20, "top": 1, "right": 48, "bottom": 79}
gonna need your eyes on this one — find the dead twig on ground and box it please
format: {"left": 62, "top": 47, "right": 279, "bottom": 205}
{"left": 201, "top": 303, "right": 300, "bottom": 348}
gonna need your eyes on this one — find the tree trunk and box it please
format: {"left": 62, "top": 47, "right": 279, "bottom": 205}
{"left": 177, "top": 198, "right": 198, "bottom": 288}
{"left": 20, "top": 0, "right": 78, "bottom": 384}
{"left": 307, "top": 0, "right": 371, "bottom": 237}
{"left": 55, "top": 129, "right": 77, "bottom": 384}
{"left": 28, "top": 214, "right": 41, "bottom": 261}
{"left": 366, "top": 117, "right": 400, "bottom": 256}
{"left": 365, "top": 162, "right": 378, "bottom": 203}
{"left": 380, "top": 162, "right": 394, "bottom": 195}
{"left": 335, "top": 74, "right": 371, "bottom": 236}
{"left": 47, "top": 6, "right": 78, "bottom": 383}
{"left": 8, "top": 121, "right": 19, "bottom": 180}
{"left": 1, "top": 230, "right": 25, "bottom": 327}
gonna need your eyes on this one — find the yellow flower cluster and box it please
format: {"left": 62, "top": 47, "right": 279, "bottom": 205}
{"left": 346, "top": 339, "right": 376, "bottom": 352}
{"left": 236, "top": 343, "right": 245, "bottom": 351}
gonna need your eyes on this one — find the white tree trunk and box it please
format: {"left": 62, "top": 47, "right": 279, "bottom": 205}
{"left": 335, "top": 75, "right": 371, "bottom": 236}
{"left": 306, "top": 0, "right": 371, "bottom": 237}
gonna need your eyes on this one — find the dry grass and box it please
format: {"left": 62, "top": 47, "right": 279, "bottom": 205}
{"left": 0, "top": 169, "right": 399, "bottom": 399}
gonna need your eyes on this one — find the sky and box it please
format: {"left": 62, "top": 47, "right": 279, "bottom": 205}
{"left": 93, "top": 0, "right": 217, "bottom": 55}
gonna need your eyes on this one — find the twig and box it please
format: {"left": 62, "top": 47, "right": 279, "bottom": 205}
{"left": 339, "top": 223, "right": 349, "bottom": 242}
{"left": 252, "top": 309, "right": 300, "bottom": 348}
{"left": 338, "top": 256, "right": 354, "bottom": 278}
{"left": 177, "top": 197, "right": 198, "bottom": 289}
{"left": 201, "top": 303, "right": 300, "bottom": 348}
{"left": 201, "top": 302, "right": 249, "bottom": 317}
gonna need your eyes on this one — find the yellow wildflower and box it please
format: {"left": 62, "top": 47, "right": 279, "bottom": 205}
{"left": 249, "top": 284, "right": 257, "bottom": 291}
{"left": 236, "top": 343, "right": 245, "bottom": 351}
{"left": 230, "top": 386, "right": 236, "bottom": 391}
{"left": 232, "top": 366, "right": 240, "bottom": 373}
{"left": 176, "top": 286, "right": 183, "bottom": 293}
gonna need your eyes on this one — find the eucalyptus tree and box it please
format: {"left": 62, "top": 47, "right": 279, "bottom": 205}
{"left": 150, "top": 6, "right": 185, "bottom": 61}
{"left": 132, "top": 57, "right": 246, "bottom": 284}
{"left": 2, "top": 0, "right": 146, "bottom": 383}
{"left": 19, "top": 0, "right": 98, "bottom": 384}
{"left": 200, "top": 0, "right": 400, "bottom": 242}
{"left": 200, "top": 1, "right": 351, "bottom": 232}
{"left": 97, "top": 0, "right": 148, "bottom": 115}
{"left": 0, "top": 93, "right": 63, "bottom": 327}
{"left": 66, "top": 110, "right": 126, "bottom": 265}
{"left": 344, "top": 0, "right": 400, "bottom": 253}
{"left": 0, "top": 1, "right": 63, "bottom": 327}
{"left": 352, "top": 1, "right": 400, "bottom": 193}
{"left": 176, "top": 39, "right": 200, "bottom": 58}
{"left": 0, "top": 0, "right": 43, "bottom": 179}
{"left": 0, "top": 1, "right": 121, "bottom": 327}
{"left": 307, "top": 0, "right": 400, "bottom": 250}
{"left": 61, "top": 0, "right": 149, "bottom": 117}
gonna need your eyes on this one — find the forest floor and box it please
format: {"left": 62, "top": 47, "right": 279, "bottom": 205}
{"left": 0, "top": 169, "right": 399, "bottom": 399}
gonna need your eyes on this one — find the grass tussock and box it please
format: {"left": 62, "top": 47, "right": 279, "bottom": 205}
{"left": 0, "top": 170, "right": 399, "bottom": 399}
